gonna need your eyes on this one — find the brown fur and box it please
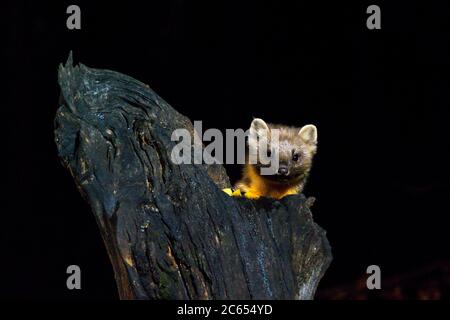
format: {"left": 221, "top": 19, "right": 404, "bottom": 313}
{"left": 235, "top": 119, "right": 317, "bottom": 199}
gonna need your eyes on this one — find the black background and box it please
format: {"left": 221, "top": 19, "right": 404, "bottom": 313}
{"left": 3, "top": 0, "right": 449, "bottom": 299}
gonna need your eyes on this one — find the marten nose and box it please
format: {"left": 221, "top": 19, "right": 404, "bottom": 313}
{"left": 278, "top": 166, "right": 289, "bottom": 176}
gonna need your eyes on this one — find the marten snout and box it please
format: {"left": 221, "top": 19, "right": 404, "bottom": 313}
{"left": 277, "top": 166, "right": 289, "bottom": 176}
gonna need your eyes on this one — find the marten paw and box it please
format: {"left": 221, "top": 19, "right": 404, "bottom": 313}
{"left": 222, "top": 188, "right": 260, "bottom": 199}
{"left": 222, "top": 188, "right": 242, "bottom": 197}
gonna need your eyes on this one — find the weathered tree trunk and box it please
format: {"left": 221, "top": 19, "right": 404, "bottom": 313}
{"left": 55, "top": 53, "right": 332, "bottom": 300}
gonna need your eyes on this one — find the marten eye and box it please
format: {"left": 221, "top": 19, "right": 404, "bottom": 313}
{"left": 292, "top": 153, "right": 300, "bottom": 161}
{"left": 267, "top": 149, "right": 272, "bottom": 157}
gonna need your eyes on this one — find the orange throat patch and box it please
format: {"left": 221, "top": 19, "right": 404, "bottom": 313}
{"left": 239, "top": 165, "right": 300, "bottom": 199}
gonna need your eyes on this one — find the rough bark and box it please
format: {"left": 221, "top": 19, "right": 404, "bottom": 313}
{"left": 54, "top": 53, "right": 332, "bottom": 300}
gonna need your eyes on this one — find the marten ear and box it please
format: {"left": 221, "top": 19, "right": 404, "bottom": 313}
{"left": 250, "top": 118, "right": 270, "bottom": 138}
{"left": 298, "top": 124, "right": 318, "bottom": 145}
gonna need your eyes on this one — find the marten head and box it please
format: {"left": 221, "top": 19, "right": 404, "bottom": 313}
{"left": 247, "top": 118, "right": 318, "bottom": 186}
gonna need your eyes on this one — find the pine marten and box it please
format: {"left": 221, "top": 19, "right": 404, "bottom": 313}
{"left": 234, "top": 118, "right": 318, "bottom": 200}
